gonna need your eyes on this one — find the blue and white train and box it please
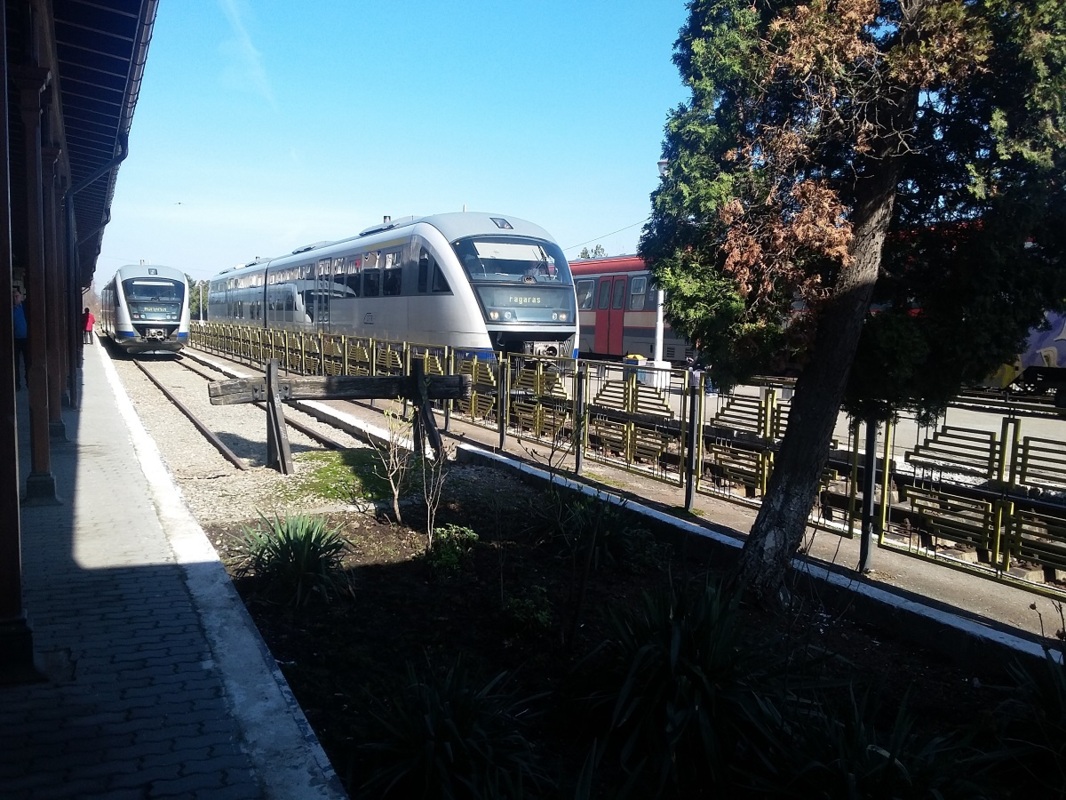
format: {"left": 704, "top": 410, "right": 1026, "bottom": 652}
{"left": 206, "top": 212, "right": 579, "bottom": 359}
{"left": 100, "top": 264, "right": 191, "bottom": 354}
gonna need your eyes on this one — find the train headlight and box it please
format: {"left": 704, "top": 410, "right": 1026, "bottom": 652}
{"left": 552, "top": 312, "right": 568, "bottom": 322}
{"left": 489, "top": 310, "right": 499, "bottom": 321}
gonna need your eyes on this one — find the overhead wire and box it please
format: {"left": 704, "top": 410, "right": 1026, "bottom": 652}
{"left": 563, "top": 218, "right": 650, "bottom": 254}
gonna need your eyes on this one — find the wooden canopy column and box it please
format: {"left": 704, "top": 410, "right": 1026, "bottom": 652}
{"left": 42, "top": 143, "right": 67, "bottom": 434}
{"left": 14, "top": 64, "right": 57, "bottom": 504}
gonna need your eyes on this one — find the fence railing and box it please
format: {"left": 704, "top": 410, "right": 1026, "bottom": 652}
{"left": 189, "top": 322, "right": 1066, "bottom": 595}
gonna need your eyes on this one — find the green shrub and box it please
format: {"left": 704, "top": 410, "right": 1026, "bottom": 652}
{"left": 426, "top": 524, "right": 479, "bottom": 576}
{"left": 501, "top": 585, "right": 553, "bottom": 638}
{"left": 239, "top": 513, "right": 349, "bottom": 607}
{"left": 356, "top": 656, "right": 553, "bottom": 799}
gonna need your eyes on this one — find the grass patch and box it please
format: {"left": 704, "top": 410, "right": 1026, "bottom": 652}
{"left": 277, "top": 449, "right": 392, "bottom": 504}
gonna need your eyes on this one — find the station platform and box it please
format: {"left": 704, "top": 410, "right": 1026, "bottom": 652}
{"left": 0, "top": 344, "right": 346, "bottom": 799}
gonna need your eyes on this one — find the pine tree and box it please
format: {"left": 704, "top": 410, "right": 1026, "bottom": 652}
{"left": 641, "top": 0, "right": 1066, "bottom": 602}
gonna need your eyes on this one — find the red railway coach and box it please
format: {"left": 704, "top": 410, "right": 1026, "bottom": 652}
{"left": 570, "top": 255, "right": 694, "bottom": 364}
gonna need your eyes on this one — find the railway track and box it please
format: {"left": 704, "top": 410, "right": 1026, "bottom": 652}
{"left": 133, "top": 358, "right": 247, "bottom": 470}
{"left": 173, "top": 355, "right": 354, "bottom": 452}
{"left": 111, "top": 351, "right": 363, "bottom": 478}
{"left": 953, "top": 388, "right": 1065, "bottom": 419}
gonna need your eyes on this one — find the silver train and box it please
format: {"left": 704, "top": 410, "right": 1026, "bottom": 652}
{"left": 206, "top": 212, "right": 579, "bottom": 359}
{"left": 100, "top": 264, "right": 191, "bottom": 354}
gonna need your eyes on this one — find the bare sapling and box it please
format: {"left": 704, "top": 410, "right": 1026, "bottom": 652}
{"left": 371, "top": 407, "right": 414, "bottom": 525}
{"left": 418, "top": 442, "right": 454, "bottom": 551}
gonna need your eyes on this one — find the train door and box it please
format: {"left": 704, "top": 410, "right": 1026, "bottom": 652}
{"left": 313, "top": 258, "right": 332, "bottom": 329}
{"left": 592, "top": 275, "right": 626, "bottom": 356}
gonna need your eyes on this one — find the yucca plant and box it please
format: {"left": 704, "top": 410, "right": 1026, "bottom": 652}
{"left": 356, "top": 655, "right": 553, "bottom": 799}
{"left": 571, "top": 579, "right": 787, "bottom": 797}
{"left": 754, "top": 687, "right": 985, "bottom": 799}
{"left": 239, "top": 513, "right": 349, "bottom": 607}
{"left": 989, "top": 647, "right": 1066, "bottom": 798}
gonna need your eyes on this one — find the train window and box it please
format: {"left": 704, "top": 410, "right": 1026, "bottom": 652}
{"left": 363, "top": 269, "right": 381, "bottom": 297}
{"left": 432, "top": 265, "right": 450, "bottom": 293}
{"left": 345, "top": 257, "right": 361, "bottom": 297}
{"left": 629, "top": 276, "right": 647, "bottom": 311}
{"left": 576, "top": 280, "right": 595, "bottom": 310}
{"left": 612, "top": 278, "right": 626, "bottom": 310}
{"left": 452, "top": 237, "right": 569, "bottom": 284}
{"left": 418, "top": 251, "right": 430, "bottom": 293}
{"left": 383, "top": 267, "right": 402, "bottom": 296}
{"left": 597, "top": 280, "right": 612, "bottom": 310}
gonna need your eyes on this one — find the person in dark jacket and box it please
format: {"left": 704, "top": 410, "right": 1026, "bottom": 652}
{"left": 13, "top": 287, "right": 29, "bottom": 390}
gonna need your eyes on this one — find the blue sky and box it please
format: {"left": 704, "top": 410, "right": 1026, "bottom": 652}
{"left": 95, "top": 0, "right": 690, "bottom": 285}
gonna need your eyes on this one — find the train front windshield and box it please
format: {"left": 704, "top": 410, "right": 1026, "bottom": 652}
{"left": 452, "top": 237, "right": 576, "bottom": 326}
{"left": 122, "top": 278, "right": 185, "bottom": 321}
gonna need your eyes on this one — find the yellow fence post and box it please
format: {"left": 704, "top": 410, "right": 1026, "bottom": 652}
{"left": 878, "top": 419, "right": 895, "bottom": 545}
{"left": 761, "top": 387, "right": 776, "bottom": 440}
{"left": 993, "top": 498, "right": 1013, "bottom": 571}
{"left": 1001, "top": 417, "right": 1020, "bottom": 488}
{"left": 846, "top": 418, "right": 861, "bottom": 538}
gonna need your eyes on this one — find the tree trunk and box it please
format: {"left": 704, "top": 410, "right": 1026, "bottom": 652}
{"left": 734, "top": 146, "right": 910, "bottom": 605}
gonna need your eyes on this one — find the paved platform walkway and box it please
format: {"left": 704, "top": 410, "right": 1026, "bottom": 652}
{"left": 0, "top": 344, "right": 346, "bottom": 799}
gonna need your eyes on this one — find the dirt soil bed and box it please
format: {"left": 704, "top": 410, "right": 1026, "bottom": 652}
{"left": 210, "top": 463, "right": 1032, "bottom": 797}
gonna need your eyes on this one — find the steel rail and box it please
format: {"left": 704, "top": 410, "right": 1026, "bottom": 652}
{"left": 253, "top": 401, "right": 349, "bottom": 451}
{"left": 132, "top": 359, "right": 248, "bottom": 470}
{"left": 174, "top": 355, "right": 351, "bottom": 451}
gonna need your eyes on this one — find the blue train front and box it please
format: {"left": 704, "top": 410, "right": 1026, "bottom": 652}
{"left": 101, "top": 265, "right": 191, "bottom": 354}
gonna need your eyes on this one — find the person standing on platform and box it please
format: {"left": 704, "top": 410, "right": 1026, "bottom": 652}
{"left": 82, "top": 307, "right": 95, "bottom": 344}
{"left": 12, "top": 287, "right": 29, "bottom": 390}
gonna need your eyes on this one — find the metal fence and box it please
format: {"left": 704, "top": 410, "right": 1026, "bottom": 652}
{"left": 190, "top": 323, "right": 1066, "bottom": 596}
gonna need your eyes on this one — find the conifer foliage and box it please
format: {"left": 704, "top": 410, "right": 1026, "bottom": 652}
{"left": 641, "top": 0, "right": 1066, "bottom": 601}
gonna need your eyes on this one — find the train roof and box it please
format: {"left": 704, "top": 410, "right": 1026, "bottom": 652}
{"left": 111, "top": 264, "right": 188, "bottom": 282}
{"left": 569, "top": 255, "right": 645, "bottom": 274}
{"left": 211, "top": 212, "right": 561, "bottom": 279}
{"left": 414, "top": 212, "right": 557, "bottom": 244}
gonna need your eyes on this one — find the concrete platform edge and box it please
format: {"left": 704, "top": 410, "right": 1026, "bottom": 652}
{"left": 98, "top": 347, "right": 347, "bottom": 798}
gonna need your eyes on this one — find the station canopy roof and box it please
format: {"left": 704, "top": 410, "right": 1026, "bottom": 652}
{"left": 8, "top": 0, "right": 159, "bottom": 288}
